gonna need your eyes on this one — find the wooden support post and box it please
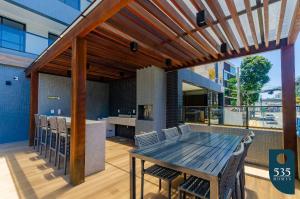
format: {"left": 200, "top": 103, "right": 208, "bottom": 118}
{"left": 29, "top": 71, "right": 38, "bottom": 146}
{"left": 70, "top": 37, "right": 87, "bottom": 185}
{"left": 281, "top": 44, "right": 298, "bottom": 176}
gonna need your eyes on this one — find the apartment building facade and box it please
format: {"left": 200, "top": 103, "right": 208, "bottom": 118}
{"left": 0, "top": 0, "right": 91, "bottom": 143}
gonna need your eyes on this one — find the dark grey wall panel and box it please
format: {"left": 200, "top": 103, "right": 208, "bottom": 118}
{"left": 0, "top": 65, "right": 30, "bottom": 143}
{"left": 166, "top": 71, "right": 179, "bottom": 128}
{"left": 109, "top": 78, "right": 136, "bottom": 116}
{"left": 38, "top": 73, "right": 109, "bottom": 119}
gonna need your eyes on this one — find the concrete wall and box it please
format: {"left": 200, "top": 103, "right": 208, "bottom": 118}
{"left": 189, "top": 124, "right": 284, "bottom": 167}
{"left": 38, "top": 73, "right": 109, "bottom": 120}
{"left": 0, "top": 65, "right": 30, "bottom": 144}
{"left": 136, "top": 66, "right": 166, "bottom": 139}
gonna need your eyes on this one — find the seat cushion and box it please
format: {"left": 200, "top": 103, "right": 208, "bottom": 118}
{"left": 144, "top": 164, "right": 181, "bottom": 181}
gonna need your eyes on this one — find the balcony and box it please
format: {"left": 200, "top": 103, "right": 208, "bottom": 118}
{"left": 0, "top": 24, "right": 50, "bottom": 56}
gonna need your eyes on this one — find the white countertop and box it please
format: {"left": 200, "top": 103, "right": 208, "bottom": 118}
{"left": 107, "top": 116, "right": 136, "bottom": 127}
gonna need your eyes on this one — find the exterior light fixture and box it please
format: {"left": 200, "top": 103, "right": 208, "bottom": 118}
{"left": 130, "top": 41, "right": 138, "bottom": 52}
{"left": 165, "top": 58, "right": 172, "bottom": 66}
{"left": 220, "top": 43, "right": 227, "bottom": 53}
{"left": 196, "top": 10, "right": 206, "bottom": 27}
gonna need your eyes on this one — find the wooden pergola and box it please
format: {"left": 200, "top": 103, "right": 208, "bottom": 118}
{"left": 25, "top": 0, "right": 300, "bottom": 187}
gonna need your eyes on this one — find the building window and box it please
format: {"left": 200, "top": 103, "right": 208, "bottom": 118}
{"left": 48, "top": 33, "right": 59, "bottom": 46}
{"left": 0, "top": 17, "right": 25, "bottom": 52}
{"left": 59, "top": 0, "right": 80, "bottom": 10}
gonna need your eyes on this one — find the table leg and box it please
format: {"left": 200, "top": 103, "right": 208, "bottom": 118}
{"left": 130, "top": 155, "right": 136, "bottom": 199}
{"left": 210, "top": 176, "right": 219, "bottom": 199}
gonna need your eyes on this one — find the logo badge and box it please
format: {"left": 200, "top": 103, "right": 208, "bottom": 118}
{"left": 269, "top": 149, "right": 295, "bottom": 194}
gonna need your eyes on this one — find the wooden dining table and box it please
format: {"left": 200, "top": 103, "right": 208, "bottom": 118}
{"left": 129, "top": 132, "right": 243, "bottom": 199}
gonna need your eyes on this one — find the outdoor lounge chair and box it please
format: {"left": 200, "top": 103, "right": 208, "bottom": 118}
{"left": 162, "top": 127, "right": 180, "bottom": 140}
{"left": 178, "top": 124, "right": 192, "bottom": 134}
{"left": 178, "top": 142, "right": 245, "bottom": 199}
{"left": 135, "top": 131, "right": 181, "bottom": 199}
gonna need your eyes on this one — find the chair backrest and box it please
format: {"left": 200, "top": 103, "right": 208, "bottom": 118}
{"left": 162, "top": 127, "right": 180, "bottom": 140}
{"left": 40, "top": 115, "right": 48, "bottom": 127}
{"left": 219, "top": 143, "right": 244, "bottom": 199}
{"left": 237, "top": 136, "right": 253, "bottom": 171}
{"left": 249, "top": 131, "right": 255, "bottom": 139}
{"left": 178, "top": 124, "right": 192, "bottom": 134}
{"left": 48, "top": 117, "right": 58, "bottom": 130}
{"left": 34, "top": 114, "right": 40, "bottom": 127}
{"left": 57, "top": 117, "right": 67, "bottom": 133}
{"left": 134, "top": 131, "right": 160, "bottom": 148}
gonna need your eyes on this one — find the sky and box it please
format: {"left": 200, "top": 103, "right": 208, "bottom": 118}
{"left": 227, "top": 35, "right": 300, "bottom": 90}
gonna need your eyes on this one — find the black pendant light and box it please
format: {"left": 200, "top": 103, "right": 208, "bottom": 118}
{"left": 165, "top": 58, "right": 172, "bottom": 67}
{"left": 220, "top": 43, "right": 227, "bottom": 53}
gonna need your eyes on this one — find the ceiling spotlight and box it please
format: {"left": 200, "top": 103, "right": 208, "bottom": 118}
{"left": 196, "top": 10, "right": 206, "bottom": 27}
{"left": 165, "top": 58, "right": 172, "bottom": 67}
{"left": 130, "top": 41, "right": 138, "bottom": 52}
{"left": 67, "top": 70, "right": 71, "bottom": 77}
{"left": 220, "top": 43, "right": 227, "bottom": 53}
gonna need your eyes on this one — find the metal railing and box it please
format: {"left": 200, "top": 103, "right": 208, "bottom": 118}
{"left": 182, "top": 105, "right": 284, "bottom": 130}
{"left": 0, "top": 24, "right": 49, "bottom": 55}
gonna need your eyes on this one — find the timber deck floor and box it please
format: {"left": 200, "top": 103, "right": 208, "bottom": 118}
{"left": 0, "top": 137, "right": 299, "bottom": 199}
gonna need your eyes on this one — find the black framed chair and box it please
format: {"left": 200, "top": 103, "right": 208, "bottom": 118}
{"left": 33, "top": 114, "right": 40, "bottom": 151}
{"left": 57, "top": 117, "right": 70, "bottom": 175}
{"left": 235, "top": 136, "right": 253, "bottom": 199}
{"left": 178, "top": 143, "right": 245, "bottom": 199}
{"left": 39, "top": 115, "right": 49, "bottom": 157}
{"left": 162, "top": 127, "right": 180, "bottom": 140}
{"left": 135, "top": 131, "right": 181, "bottom": 199}
{"left": 48, "top": 117, "right": 59, "bottom": 165}
{"left": 178, "top": 124, "right": 192, "bottom": 135}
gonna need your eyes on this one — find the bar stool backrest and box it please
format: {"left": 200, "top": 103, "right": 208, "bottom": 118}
{"left": 49, "top": 117, "right": 58, "bottom": 130}
{"left": 57, "top": 117, "right": 67, "bottom": 133}
{"left": 162, "top": 127, "right": 180, "bottom": 140}
{"left": 40, "top": 115, "right": 48, "bottom": 127}
{"left": 219, "top": 143, "right": 244, "bottom": 199}
{"left": 178, "top": 124, "right": 192, "bottom": 134}
{"left": 135, "top": 131, "right": 160, "bottom": 148}
{"left": 34, "top": 114, "right": 40, "bottom": 127}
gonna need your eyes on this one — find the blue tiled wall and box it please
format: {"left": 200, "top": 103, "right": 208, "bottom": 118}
{"left": 0, "top": 65, "right": 30, "bottom": 144}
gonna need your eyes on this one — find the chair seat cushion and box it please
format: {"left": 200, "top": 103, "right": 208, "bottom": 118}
{"left": 179, "top": 176, "right": 210, "bottom": 199}
{"left": 144, "top": 164, "right": 181, "bottom": 181}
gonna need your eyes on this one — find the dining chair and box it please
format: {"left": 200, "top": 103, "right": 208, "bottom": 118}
{"left": 235, "top": 136, "right": 253, "bottom": 199}
{"left": 57, "top": 117, "right": 69, "bottom": 175}
{"left": 39, "top": 115, "right": 49, "bottom": 157}
{"left": 162, "top": 127, "right": 180, "bottom": 140}
{"left": 135, "top": 131, "right": 181, "bottom": 199}
{"left": 178, "top": 124, "right": 192, "bottom": 135}
{"left": 48, "top": 116, "right": 59, "bottom": 165}
{"left": 178, "top": 142, "right": 245, "bottom": 199}
{"left": 33, "top": 114, "right": 40, "bottom": 151}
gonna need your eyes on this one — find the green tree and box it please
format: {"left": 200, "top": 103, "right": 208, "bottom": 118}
{"left": 227, "top": 77, "right": 237, "bottom": 105}
{"left": 240, "top": 56, "right": 272, "bottom": 105}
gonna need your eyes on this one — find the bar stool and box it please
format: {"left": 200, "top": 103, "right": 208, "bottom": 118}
{"left": 48, "top": 117, "right": 59, "bottom": 165}
{"left": 39, "top": 115, "right": 49, "bottom": 157}
{"left": 33, "top": 114, "right": 40, "bottom": 151}
{"left": 57, "top": 117, "right": 70, "bottom": 175}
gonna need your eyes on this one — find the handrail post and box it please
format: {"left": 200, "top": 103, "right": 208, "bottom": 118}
{"left": 246, "top": 106, "right": 249, "bottom": 129}
{"left": 208, "top": 106, "right": 211, "bottom": 126}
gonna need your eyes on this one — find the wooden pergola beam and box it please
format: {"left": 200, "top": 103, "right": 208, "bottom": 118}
{"left": 281, "top": 44, "right": 298, "bottom": 177}
{"left": 25, "top": 0, "right": 134, "bottom": 76}
{"left": 245, "top": 0, "right": 259, "bottom": 49}
{"left": 288, "top": 0, "right": 300, "bottom": 44}
{"left": 263, "top": 0, "right": 269, "bottom": 47}
{"left": 29, "top": 71, "right": 38, "bottom": 146}
{"left": 226, "top": 0, "right": 250, "bottom": 52}
{"left": 276, "top": 0, "right": 287, "bottom": 45}
{"left": 70, "top": 37, "right": 87, "bottom": 186}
